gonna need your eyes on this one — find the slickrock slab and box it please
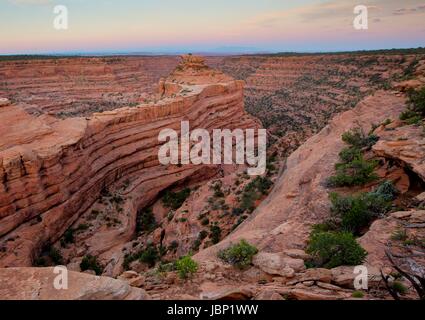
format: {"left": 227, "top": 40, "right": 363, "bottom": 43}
{"left": 0, "top": 267, "right": 150, "bottom": 300}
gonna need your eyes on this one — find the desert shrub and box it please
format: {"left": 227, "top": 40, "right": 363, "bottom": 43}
{"left": 399, "top": 87, "right": 425, "bottom": 123}
{"left": 139, "top": 245, "right": 159, "bottom": 267}
{"left": 306, "top": 231, "right": 367, "bottom": 268}
{"left": 191, "top": 239, "right": 201, "bottom": 251}
{"left": 328, "top": 155, "right": 378, "bottom": 187}
{"left": 391, "top": 229, "right": 408, "bottom": 241}
{"left": 240, "top": 190, "right": 258, "bottom": 213}
{"left": 175, "top": 255, "right": 198, "bottom": 279}
{"left": 49, "top": 247, "right": 64, "bottom": 265}
{"left": 408, "top": 86, "right": 425, "bottom": 116}
{"left": 339, "top": 146, "right": 361, "bottom": 163}
{"left": 391, "top": 281, "right": 408, "bottom": 295}
{"left": 231, "top": 207, "right": 244, "bottom": 216}
{"left": 62, "top": 228, "right": 75, "bottom": 245}
{"left": 201, "top": 217, "right": 210, "bottom": 226}
{"left": 198, "top": 230, "right": 208, "bottom": 240}
{"left": 341, "top": 128, "right": 378, "bottom": 149}
{"left": 217, "top": 240, "right": 258, "bottom": 269}
{"left": 330, "top": 192, "right": 390, "bottom": 235}
{"left": 372, "top": 181, "right": 399, "bottom": 201}
{"left": 169, "top": 240, "right": 179, "bottom": 251}
{"left": 400, "top": 109, "right": 419, "bottom": 121}
{"left": 162, "top": 188, "right": 191, "bottom": 210}
{"left": 136, "top": 207, "right": 157, "bottom": 234}
{"left": 80, "top": 255, "right": 103, "bottom": 275}
{"left": 352, "top": 291, "right": 365, "bottom": 298}
{"left": 209, "top": 224, "right": 222, "bottom": 244}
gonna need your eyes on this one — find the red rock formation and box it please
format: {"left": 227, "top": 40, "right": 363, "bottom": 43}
{"left": 0, "top": 56, "right": 259, "bottom": 268}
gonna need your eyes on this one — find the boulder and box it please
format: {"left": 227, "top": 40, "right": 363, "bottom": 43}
{"left": 0, "top": 98, "right": 10, "bottom": 107}
{"left": 252, "top": 252, "right": 305, "bottom": 277}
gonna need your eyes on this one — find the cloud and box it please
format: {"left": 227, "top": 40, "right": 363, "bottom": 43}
{"left": 393, "top": 5, "right": 425, "bottom": 15}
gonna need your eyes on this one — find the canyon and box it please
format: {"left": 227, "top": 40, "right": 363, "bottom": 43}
{"left": 0, "top": 51, "right": 425, "bottom": 300}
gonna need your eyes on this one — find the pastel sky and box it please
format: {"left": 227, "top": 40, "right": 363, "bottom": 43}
{"left": 0, "top": 0, "right": 424, "bottom": 54}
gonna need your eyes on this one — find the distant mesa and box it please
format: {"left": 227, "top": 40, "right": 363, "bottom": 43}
{"left": 166, "top": 54, "right": 233, "bottom": 85}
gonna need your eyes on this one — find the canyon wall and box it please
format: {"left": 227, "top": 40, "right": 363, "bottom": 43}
{"left": 0, "top": 56, "right": 259, "bottom": 268}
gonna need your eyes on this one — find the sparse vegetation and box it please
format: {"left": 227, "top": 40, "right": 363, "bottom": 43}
{"left": 80, "top": 255, "right": 103, "bottom": 275}
{"left": 175, "top": 255, "right": 198, "bottom": 279}
{"left": 399, "top": 87, "right": 425, "bottom": 124}
{"left": 306, "top": 231, "right": 367, "bottom": 268}
{"left": 162, "top": 188, "right": 191, "bottom": 210}
{"left": 327, "top": 128, "right": 379, "bottom": 187}
{"left": 352, "top": 291, "right": 365, "bottom": 298}
{"left": 136, "top": 207, "right": 157, "bottom": 234}
{"left": 329, "top": 190, "right": 391, "bottom": 235}
{"left": 209, "top": 224, "right": 222, "bottom": 244}
{"left": 218, "top": 239, "right": 258, "bottom": 269}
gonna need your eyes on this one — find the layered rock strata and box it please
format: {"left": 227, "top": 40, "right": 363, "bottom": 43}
{"left": 0, "top": 56, "right": 259, "bottom": 268}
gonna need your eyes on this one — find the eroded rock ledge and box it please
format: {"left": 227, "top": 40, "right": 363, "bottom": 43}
{"left": 0, "top": 56, "right": 259, "bottom": 268}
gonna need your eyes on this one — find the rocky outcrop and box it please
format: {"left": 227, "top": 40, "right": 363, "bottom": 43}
{"left": 373, "top": 124, "right": 425, "bottom": 181}
{"left": 0, "top": 56, "right": 259, "bottom": 268}
{"left": 0, "top": 267, "right": 149, "bottom": 300}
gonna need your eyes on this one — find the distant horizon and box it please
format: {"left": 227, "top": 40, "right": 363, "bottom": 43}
{"left": 1, "top": 46, "right": 425, "bottom": 57}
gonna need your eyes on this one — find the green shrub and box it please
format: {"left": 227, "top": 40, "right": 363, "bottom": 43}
{"left": 209, "top": 224, "right": 222, "bottom": 244}
{"left": 62, "top": 228, "right": 75, "bottom": 245}
{"left": 139, "top": 245, "right": 159, "bottom": 267}
{"left": 399, "top": 87, "right": 425, "bottom": 123}
{"left": 391, "top": 281, "right": 408, "bottom": 295}
{"left": 372, "top": 181, "right": 399, "bottom": 201}
{"left": 408, "top": 87, "right": 425, "bottom": 116}
{"left": 330, "top": 192, "right": 391, "bottom": 235}
{"left": 49, "top": 246, "right": 64, "bottom": 265}
{"left": 391, "top": 228, "right": 408, "bottom": 241}
{"left": 136, "top": 208, "right": 157, "bottom": 234}
{"left": 306, "top": 231, "right": 367, "bottom": 268}
{"left": 175, "top": 255, "right": 198, "bottom": 279}
{"left": 217, "top": 239, "right": 258, "bottom": 269}
{"left": 162, "top": 188, "right": 191, "bottom": 210}
{"left": 201, "top": 217, "right": 210, "bottom": 226}
{"left": 80, "top": 255, "right": 103, "bottom": 275}
{"left": 341, "top": 128, "right": 378, "bottom": 149}
{"left": 352, "top": 291, "right": 365, "bottom": 298}
{"left": 339, "top": 147, "right": 361, "bottom": 163}
{"left": 328, "top": 155, "right": 378, "bottom": 187}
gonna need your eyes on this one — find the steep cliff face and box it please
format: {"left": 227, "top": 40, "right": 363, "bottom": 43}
{"left": 0, "top": 56, "right": 259, "bottom": 268}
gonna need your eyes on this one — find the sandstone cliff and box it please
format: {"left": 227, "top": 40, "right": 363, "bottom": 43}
{"left": 0, "top": 55, "right": 259, "bottom": 270}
